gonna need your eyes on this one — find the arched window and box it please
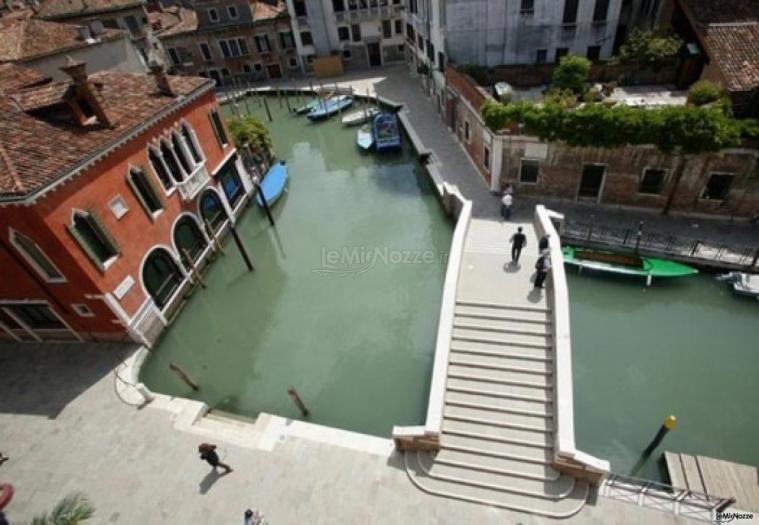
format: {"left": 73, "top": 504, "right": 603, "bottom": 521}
{"left": 160, "top": 140, "right": 185, "bottom": 182}
{"left": 173, "top": 216, "right": 207, "bottom": 268}
{"left": 10, "top": 229, "right": 65, "bottom": 283}
{"left": 68, "top": 210, "right": 119, "bottom": 270}
{"left": 127, "top": 167, "right": 163, "bottom": 216}
{"left": 142, "top": 248, "right": 183, "bottom": 308}
{"left": 199, "top": 190, "right": 227, "bottom": 231}
{"left": 218, "top": 163, "right": 244, "bottom": 207}
{"left": 148, "top": 147, "right": 173, "bottom": 190}
{"left": 172, "top": 132, "right": 192, "bottom": 173}
{"left": 182, "top": 122, "right": 202, "bottom": 163}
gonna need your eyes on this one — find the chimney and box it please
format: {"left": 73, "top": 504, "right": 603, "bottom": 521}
{"left": 59, "top": 57, "right": 114, "bottom": 127}
{"left": 147, "top": 49, "right": 174, "bottom": 96}
{"left": 77, "top": 24, "right": 92, "bottom": 41}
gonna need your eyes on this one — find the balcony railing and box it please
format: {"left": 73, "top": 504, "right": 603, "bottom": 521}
{"left": 335, "top": 4, "right": 402, "bottom": 23}
{"left": 177, "top": 163, "right": 209, "bottom": 200}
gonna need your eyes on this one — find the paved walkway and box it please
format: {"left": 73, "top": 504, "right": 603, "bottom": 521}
{"left": 1, "top": 67, "right": 703, "bottom": 524}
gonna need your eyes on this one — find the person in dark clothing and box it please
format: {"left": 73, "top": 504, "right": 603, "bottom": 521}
{"left": 198, "top": 443, "right": 232, "bottom": 473}
{"left": 509, "top": 227, "right": 527, "bottom": 262}
{"left": 534, "top": 255, "right": 551, "bottom": 289}
{"left": 538, "top": 234, "right": 550, "bottom": 254}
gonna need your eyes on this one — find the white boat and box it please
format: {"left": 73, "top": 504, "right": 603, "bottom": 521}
{"left": 356, "top": 125, "right": 374, "bottom": 151}
{"left": 341, "top": 107, "right": 379, "bottom": 126}
{"left": 717, "top": 272, "right": 759, "bottom": 297}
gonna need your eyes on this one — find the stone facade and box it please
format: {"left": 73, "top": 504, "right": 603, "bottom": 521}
{"left": 285, "top": 0, "right": 406, "bottom": 72}
{"left": 443, "top": 65, "right": 759, "bottom": 220}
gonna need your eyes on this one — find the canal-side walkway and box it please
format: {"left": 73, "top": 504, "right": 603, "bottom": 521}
{"left": 404, "top": 217, "right": 589, "bottom": 517}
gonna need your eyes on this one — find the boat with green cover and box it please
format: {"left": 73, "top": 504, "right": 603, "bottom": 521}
{"left": 562, "top": 245, "right": 698, "bottom": 286}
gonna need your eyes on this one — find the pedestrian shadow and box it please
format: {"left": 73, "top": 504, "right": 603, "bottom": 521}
{"left": 527, "top": 286, "right": 543, "bottom": 303}
{"left": 502, "top": 261, "right": 521, "bottom": 273}
{"left": 198, "top": 469, "right": 230, "bottom": 495}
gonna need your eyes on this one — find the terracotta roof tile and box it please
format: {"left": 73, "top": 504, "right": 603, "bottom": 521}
{"left": 0, "top": 63, "right": 50, "bottom": 94}
{"left": 682, "top": 0, "right": 759, "bottom": 25}
{"left": 0, "top": 19, "right": 125, "bottom": 62}
{"left": 702, "top": 23, "right": 759, "bottom": 92}
{"left": 37, "top": 0, "right": 144, "bottom": 19}
{"left": 0, "top": 70, "right": 212, "bottom": 198}
{"left": 149, "top": 6, "right": 197, "bottom": 37}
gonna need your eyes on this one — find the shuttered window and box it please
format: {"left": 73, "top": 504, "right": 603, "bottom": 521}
{"left": 68, "top": 210, "right": 120, "bottom": 270}
{"left": 127, "top": 167, "right": 163, "bottom": 216}
{"left": 209, "top": 109, "right": 228, "bottom": 147}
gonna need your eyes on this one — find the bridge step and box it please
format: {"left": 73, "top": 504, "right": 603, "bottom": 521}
{"left": 450, "top": 340, "right": 552, "bottom": 361}
{"left": 446, "top": 377, "right": 553, "bottom": 402}
{"left": 449, "top": 354, "right": 552, "bottom": 375}
{"left": 448, "top": 364, "right": 552, "bottom": 387}
{"left": 442, "top": 419, "right": 552, "bottom": 449}
{"left": 444, "top": 403, "right": 553, "bottom": 429}
{"left": 441, "top": 433, "right": 553, "bottom": 464}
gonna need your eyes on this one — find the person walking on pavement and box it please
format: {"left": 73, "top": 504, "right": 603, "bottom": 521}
{"left": 510, "top": 227, "right": 527, "bottom": 262}
{"left": 198, "top": 443, "right": 232, "bottom": 473}
{"left": 501, "top": 192, "right": 513, "bottom": 220}
{"left": 534, "top": 254, "right": 551, "bottom": 289}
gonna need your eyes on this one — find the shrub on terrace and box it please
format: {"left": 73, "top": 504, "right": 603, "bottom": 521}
{"left": 551, "top": 54, "right": 591, "bottom": 95}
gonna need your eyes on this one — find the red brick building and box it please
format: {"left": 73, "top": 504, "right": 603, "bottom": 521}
{"left": 0, "top": 61, "right": 254, "bottom": 344}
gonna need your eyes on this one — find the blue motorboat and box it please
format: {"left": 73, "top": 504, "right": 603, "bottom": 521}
{"left": 294, "top": 97, "right": 325, "bottom": 115}
{"left": 256, "top": 161, "right": 289, "bottom": 207}
{"left": 356, "top": 125, "right": 374, "bottom": 151}
{"left": 372, "top": 112, "right": 401, "bottom": 150}
{"left": 307, "top": 95, "right": 353, "bottom": 121}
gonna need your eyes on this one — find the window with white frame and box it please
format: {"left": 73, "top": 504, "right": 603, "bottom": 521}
{"left": 127, "top": 166, "right": 163, "bottom": 217}
{"left": 10, "top": 229, "right": 66, "bottom": 283}
{"left": 160, "top": 139, "right": 185, "bottom": 183}
{"left": 218, "top": 38, "right": 249, "bottom": 58}
{"left": 208, "top": 8, "right": 219, "bottom": 22}
{"left": 279, "top": 31, "right": 295, "bottom": 49}
{"left": 519, "top": 159, "right": 540, "bottom": 183}
{"left": 288, "top": 57, "right": 298, "bottom": 68}
{"left": 253, "top": 62, "right": 263, "bottom": 71}
{"left": 181, "top": 122, "right": 203, "bottom": 164}
{"left": 209, "top": 109, "right": 228, "bottom": 147}
{"left": 464, "top": 121, "right": 470, "bottom": 143}
{"left": 338, "top": 26, "right": 350, "bottom": 42}
{"left": 167, "top": 48, "right": 181, "bottom": 66}
{"left": 68, "top": 209, "right": 120, "bottom": 270}
{"left": 227, "top": 5, "right": 238, "bottom": 19}
{"left": 148, "top": 147, "right": 174, "bottom": 191}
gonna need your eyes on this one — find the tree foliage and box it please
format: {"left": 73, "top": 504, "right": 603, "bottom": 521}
{"left": 31, "top": 493, "right": 95, "bottom": 525}
{"left": 617, "top": 29, "right": 683, "bottom": 69}
{"left": 480, "top": 99, "right": 743, "bottom": 153}
{"left": 687, "top": 80, "right": 725, "bottom": 106}
{"left": 551, "top": 55, "right": 591, "bottom": 95}
{"left": 227, "top": 115, "right": 273, "bottom": 160}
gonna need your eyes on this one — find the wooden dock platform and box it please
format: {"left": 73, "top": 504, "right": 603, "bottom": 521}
{"left": 665, "top": 451, "right": 759, "bottom": 512}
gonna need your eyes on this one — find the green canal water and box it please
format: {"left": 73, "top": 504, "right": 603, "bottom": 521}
{"left": 140, "top": 96, "right": 452, "bottom": 437}
{"left": 569, "top": 272, "right": 759, "bottom": 482}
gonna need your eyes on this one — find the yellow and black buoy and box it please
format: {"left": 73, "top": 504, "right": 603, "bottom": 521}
{"left": 643, "top": 414, "right": 677, "bottom": 455}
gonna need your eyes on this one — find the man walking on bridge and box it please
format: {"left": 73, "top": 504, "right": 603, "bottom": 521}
{"left": 510, "top": 227, "right": 527, "bottom": 263}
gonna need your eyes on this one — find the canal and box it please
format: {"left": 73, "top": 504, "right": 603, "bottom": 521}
{"left": 140, "top": 95, "right": 453, "bottom": 437}
{"left": 569, "top": 271, "right": 759, "bottom": 482}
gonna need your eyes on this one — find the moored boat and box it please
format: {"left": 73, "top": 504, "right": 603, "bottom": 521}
{"left": 306, "top": 95, "right": 353, "bottom": 121}
{"left": 716, "top": 272, "right": 759, "bottom": 297}
{"left": 356, "top": 125, "right": 374, "bottom": 151}
{"left": 256, "top": 161, "right": 289, "bottom": 207}
{"left": 341, "top": 107, "right": 380, "bottom": 126}
{"left": 372, "top": 112, "right": 401, "bottom": 151}
{"left": 562, "top": 245, "right": 698, "bottom": 286}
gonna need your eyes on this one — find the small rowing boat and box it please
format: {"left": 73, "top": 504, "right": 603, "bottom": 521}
{"left": 341, "top": 107, "right": 380, "bottom": 126}
{"left": 372, "top": 112, "right": 401, "bottom": 151}
{"left": 307, "top": 95, "right": 353, "bottom": 121}
{"left": 562, "top": 245, "right": 698, "bottom": 286}
{"left": 356, "top": 125, "right": 374, "bottom": 151}
{"left": 293, "top": 92, "right": 332, "bottom": 114}
{"left": 256, "top": 161, "right": 288, "bottom": 207}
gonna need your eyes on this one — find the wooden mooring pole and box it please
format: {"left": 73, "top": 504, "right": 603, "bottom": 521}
{"left": 203, "top": 219, "right": 224, "bottom": 255}
{"left": 182, "top": 249, "right": 206, "bottom": 289}
{"left": 169, "top": 362, "right": 199, "bottom": 390}
{"left": 263, "top": 96, "right": 273, "bottom": 122}
{"left": 257, "top": 183, "right": 275, "bottom": 226}
{"left": 230, "top": 224, "right": 254, "bottom": 271}
{"left": 287, "top": 386, "right": 309, "bottom": 417}
{"left": 634, "top": 221, "right": 644, "bottom": 254}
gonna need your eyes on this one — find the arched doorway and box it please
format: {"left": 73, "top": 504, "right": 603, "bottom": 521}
{"left": 142, "top": 248, "right": 183, "bottom": 309}
{"left": 199, "top": 189, "right": 228, "bottom": 231}
{"left": 173, "top": 215, "right": 207, "bottom": 269}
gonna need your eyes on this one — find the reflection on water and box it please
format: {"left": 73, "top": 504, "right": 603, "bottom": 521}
{"left": 569, "top": 271, "right": 759, "bottom": 482}
{"left": 140, "top": 97, "right": 453, "bottom": 437}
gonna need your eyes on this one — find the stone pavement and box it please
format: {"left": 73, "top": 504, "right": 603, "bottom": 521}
{"left": 0, "top": 343, "right": 697, "bottom": 524}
